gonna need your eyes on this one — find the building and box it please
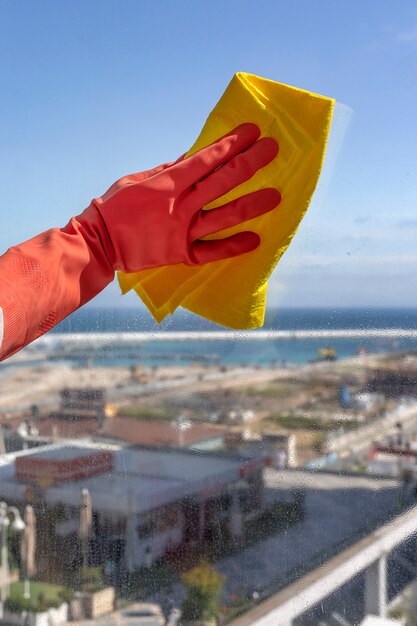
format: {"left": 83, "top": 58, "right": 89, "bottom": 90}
{"left": 30, "top": 415, "right": 229, "bottom": 451}
{"left": 55, "top": 387, "right": 107, "bottom": 421}
{"left": 368, "top": 442, "right": 417, "bottom": 477}
{"left": 0, "top": 442, "right": 268, "bottom": 573}
{"left": 0, "top": 421, "right": 46, "bottom": 454}
{"left": 101, "top": 416, "right": 228, "bottom": 451}
{"left": 261, "top": 432, "right": 297, "bottom": 468}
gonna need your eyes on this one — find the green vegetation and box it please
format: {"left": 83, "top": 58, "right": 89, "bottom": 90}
{"left": 245, "top": 498, "right": 305, "bottom": 545}
{"left": 78, "top": 566, "right": 105, "bottom": 593}
{"left": 264, "top": 411, "right": 358, "bottom": 432}
{"left": 353, "top": 461, "right": 369, "bottom": 473}
{"left": 245, "top": 383, "right": 298, "bottom": 398}
{"left": 311, "top": 433, "right": 326, "bottom": 455}
{"left": 387, "top": 606, "right": 405, "bottom": 621}
{"left": 6, "top": 581, "right": 70, "bottom": 613}
{"left": 181, "top": 561, "right": 225, "bottom": 623}
{"left": 125, "top": 561, "right": 176, "bottom": 599}
{"left": 221, "top": 594, "right": 253, "bottom": 623}
{"left": 117, "top": 405, "right": 172, "bottom": 421}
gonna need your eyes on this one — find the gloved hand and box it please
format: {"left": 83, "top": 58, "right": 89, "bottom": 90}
{"left": 0, "top": 123, "right": 280, "bottom": 362}
{"left": 78, "top": 123, "right": 280, "bottom": 272}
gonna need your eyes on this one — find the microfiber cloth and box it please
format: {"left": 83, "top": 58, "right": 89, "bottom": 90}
{"left": 118, "top": 72, "right": 335, "bottom": 329}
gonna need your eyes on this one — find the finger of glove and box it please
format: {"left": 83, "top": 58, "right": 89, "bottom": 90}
{"left": 190, "top": 231, "right": 260, "bottom": 264}
{"left": 189, "top": 137, "right": 278, "bottom": 208}
{"left": 189, "top": 188, "right": 281, "bottom": 240}
{"left": 173, "top": 123, "right": 261, "bottom": 189}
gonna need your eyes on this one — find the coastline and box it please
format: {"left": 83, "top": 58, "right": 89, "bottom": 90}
{"left": 0, "top": 349, "right": 391, "bottom": 417}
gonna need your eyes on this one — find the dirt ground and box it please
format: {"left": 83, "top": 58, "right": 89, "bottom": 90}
{"left": 1, "top": 351, "right": 413, "bottom": 464}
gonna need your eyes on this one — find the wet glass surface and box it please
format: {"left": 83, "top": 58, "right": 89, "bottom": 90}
{"left": 1, "top": 2, "right": 417, "bottom": 625}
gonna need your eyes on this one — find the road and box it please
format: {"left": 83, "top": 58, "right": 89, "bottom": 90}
{"left": 327, "top": 401, "right": 417, "bottom": 457}
{"left": 148, "top": 470, "right": 403, "bottom": 615}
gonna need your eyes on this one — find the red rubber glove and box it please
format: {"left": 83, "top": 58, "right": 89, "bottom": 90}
{"left": 0, "top": 123, "right": 280, "bottom": 361}
{"left": 82, "top": 123, "right": 279, "bottom": 271}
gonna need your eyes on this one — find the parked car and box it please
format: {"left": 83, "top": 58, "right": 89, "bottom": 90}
{"left": 121, "top": 602, "right": 166, "bottom": 626}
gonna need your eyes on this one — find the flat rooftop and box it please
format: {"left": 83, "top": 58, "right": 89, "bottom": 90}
{"left": 0, "top": 442, "right": 262, "bottom": 515}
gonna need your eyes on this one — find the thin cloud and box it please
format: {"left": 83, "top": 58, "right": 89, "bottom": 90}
{"left": 396, "top": 23, "right": 417, "bottom": 43}
{"left": 354, "top": 216, "right": 371, "bottom": 224}
{"left": 398, "top": 218, "right": 417, "bottom": 229}
{"left": 283, "top": 254, "right": 417, "bottom": 270}
{"left": 363, "top": 20, "right": 417, "bottom": 52}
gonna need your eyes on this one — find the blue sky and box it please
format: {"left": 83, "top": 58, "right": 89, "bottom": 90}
{"left": 1, "top": 0, "right": 417, "bottom": 309}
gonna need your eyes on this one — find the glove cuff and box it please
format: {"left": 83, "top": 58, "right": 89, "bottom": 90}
{"left": 76, "top": 202, "right": 117, "bottom": 271}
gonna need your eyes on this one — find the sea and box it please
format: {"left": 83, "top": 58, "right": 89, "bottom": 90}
{"left": 33, "top": 306, "right": 417, "bottom": 368}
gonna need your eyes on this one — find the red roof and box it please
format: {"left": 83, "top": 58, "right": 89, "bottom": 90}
{"left": 33, "top": 416, "right": 227, "bottom": 448}
{"left": 103, "top": 416, "right": 227, "bottom": 447}
{"left": 15, "top": 448, "right": 113, "bottom": 485}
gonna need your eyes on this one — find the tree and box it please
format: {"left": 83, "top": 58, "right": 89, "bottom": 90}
{"left": 181, "top": 562, "right": 225, "bottom": 624}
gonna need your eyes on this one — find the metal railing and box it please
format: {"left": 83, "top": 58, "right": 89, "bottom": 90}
{"left": 224, "top": 497, "right": 415, "bottom": 623}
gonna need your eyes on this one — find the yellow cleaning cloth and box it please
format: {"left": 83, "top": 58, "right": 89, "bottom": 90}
{"left": 118, "top": 72, "right": 335, "bottom": 329}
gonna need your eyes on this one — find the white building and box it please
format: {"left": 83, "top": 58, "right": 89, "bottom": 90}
{"left": 0, "top": 442, "right": 266, "bottom": 572}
